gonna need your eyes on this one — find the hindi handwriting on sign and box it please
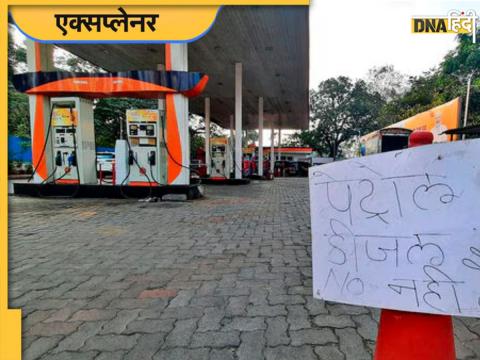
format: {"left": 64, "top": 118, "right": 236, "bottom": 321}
{"left": 55, "top": 7, "right": 159, "bottom": 36}
{"left": 309, "top": 139, "right": 480, "bottom": 317}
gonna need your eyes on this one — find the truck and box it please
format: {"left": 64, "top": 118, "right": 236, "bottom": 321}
{"left": 360, "top": 127, "right": 413, "bottom": 156}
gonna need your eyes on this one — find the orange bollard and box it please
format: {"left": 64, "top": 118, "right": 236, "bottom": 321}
{"left": 374, "top": 130, "right": 456, "bottom": 360}
{"left": 374, "top": 310, "right": 455, "bottom": 360}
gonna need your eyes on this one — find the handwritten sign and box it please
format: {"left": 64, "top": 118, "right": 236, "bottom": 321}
{"left": 309, "top": 139, "right": 480, "bottom": 317}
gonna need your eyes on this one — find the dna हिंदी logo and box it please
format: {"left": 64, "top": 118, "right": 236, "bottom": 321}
{"left": 411, "top": 10, "right": 478, "bottom": 43}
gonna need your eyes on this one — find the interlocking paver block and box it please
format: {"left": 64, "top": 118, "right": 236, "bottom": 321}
{"left": 190, "top": 330, "right": 240, "bottom": 348}
{"left": 28, "top": 321, "right": 81, "bottom": 337}
{"left": 125, "top": 318, "right": 174, "bottom": 334}
{"left": 24, "top": 336, "right": 63, "bottom": 360}
{"left": 265, "top": 345, "right": 317, "bottom": 360}
{"left": 163, "top": 318, "right": 197, "bottom": 348}
{"left": 314, "top": 344, "right": 346, "bottom": 360}
{"left": 69, "top": 309, "right": 116, "bottom": 322}
{"left": 223, "top": 317, "right": 266, "bottom": 331}
{"left": 290, "top": 328, "right": 337, "bottom": 346}
{"left": 82, "top": 334, "right": 139, "bottom": 352}
{"left": 53, "top": 321, "right": 104, "bottom": 352}
{"left": 313, "top": 314, "right": 355, "bottom": 328}
{"left": 197, "top": 307, "right": 224, "bottom": 332}
{"left": 138, "top": 289, "right": 177, "bottom": 299}
{"left": 153, "top": 347, "right": 210, "bottom": 360}
{"left": 287, "top": 305, "right": 311, "bottom": 330}
{"left": 8, "top": 179, "right": 480, "bottom": 359}
{"left": 99, "top": 309, "right": 140, "bottom": 334}
{"left": 124, "top": 333, "right": 165, "bottom": 360}
{"left": 336, "top": 327, "right": 371, "bottom": 360}
{"left": 237, "top": 330, "right": 265, "bottom": 360}
{"left": 265, "top": 317, "right": 290, "bottom": 346}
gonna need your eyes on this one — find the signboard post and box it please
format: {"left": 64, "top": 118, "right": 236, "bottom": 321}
{"left": 309, "top": 134, "right": 480, "bottom": 357}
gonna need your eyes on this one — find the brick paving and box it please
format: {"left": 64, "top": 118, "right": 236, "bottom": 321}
{"left": 8, "top": 178, "right": 480, "bottom": 359}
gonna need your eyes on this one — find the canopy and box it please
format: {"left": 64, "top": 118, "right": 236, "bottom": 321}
{"left": 13, "top": 70, "right": 209, "bottom": 99}
{"left": 55, "top": 6, "right": 309, "bottom": 129}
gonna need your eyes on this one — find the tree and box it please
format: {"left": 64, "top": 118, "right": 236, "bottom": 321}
{"left": 290, "top": 77, "right": 384, "bottom": 158}
{"left": 8, "top": 26, "right": 30, "bottom": 138}
{"left": 379, "top": 30, "right": 480, "bottom": 126}
{"left": 366, "top": 65, "right": 409, "bottom": 102}
{"left": 188, "top": 114, "right": 225, "bottom": 158}
{"left": 54, "top": 48, "right": 101, "bottom": 72}
{"left": 94, "top": 98, "right": 157, "bottom": 147}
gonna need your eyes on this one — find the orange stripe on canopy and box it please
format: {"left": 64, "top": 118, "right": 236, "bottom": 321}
{"left": 181, "top": 75, "right": 209, "bottom": 98}
{"left": 25, "top": 77, "right": 176, "bottom": 98}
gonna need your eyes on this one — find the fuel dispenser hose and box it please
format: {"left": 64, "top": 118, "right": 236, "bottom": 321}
{"left": 159, "top": 116, "right": 202, "bottom": 180}
{"left": 28, "top": 104, "right": 56, "bottom": 183}
{"left": 118, "top": 135, "right": 154, "bottom": 200}
{"left": 28, "top": 105, "right": 81, "bottom": 197}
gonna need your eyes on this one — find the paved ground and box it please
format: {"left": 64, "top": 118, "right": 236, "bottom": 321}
{"left": 8, "top": 178, "right": 480, "bottom": 359}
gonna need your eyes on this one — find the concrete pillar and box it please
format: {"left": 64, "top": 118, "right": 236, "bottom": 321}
{"left": 278, "top": 128, "right": 282, "bottom": 161}
{"left": 235, "top": 62, "right": 243, "bottom": 179}
{"left": 165, "top": 43, "right": 189, "bottom": 185}
{"left": 205, "top": 97, "right": 211, "bottom": 175}
{"left": 156, "top": 64, "right": 167, "bottom": 184}
{"left": 229, "top": 114, "right": 234, "bottom": 176}
{"left": 258, "top": 97, "right": 264, "bottom": 176}
{"left": 26, "top": 40, "right": 55, "bottom": 183}
{"left": 270, "top": 122, "right": 275, "bottom": 175}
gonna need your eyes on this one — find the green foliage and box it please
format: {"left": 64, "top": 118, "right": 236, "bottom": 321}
{"left": 190, "top": 132, "right": 205, "bottom": 158}
{"left": 8, "top": 83, "right": 30, "bottom": 137}
{"left": 8, "top": 27, "right": 29, "bottom": 138}
{"left": 291, "top": 77, "right": 384, "bottom": 158}
{"left": 380, "top": 31, "right": 480, "bottom": 126}
{"left": 94, "top": 98, "right": 157, "bottom": 147}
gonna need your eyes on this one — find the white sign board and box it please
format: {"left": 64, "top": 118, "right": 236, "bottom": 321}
{"left": 309, "top": 139, "right": 480, "bottom": 317}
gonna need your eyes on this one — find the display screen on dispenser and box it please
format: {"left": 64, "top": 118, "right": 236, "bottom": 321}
{"left": 126, "top": 109, "right": 159, "bottom": 123}
{"left": 52, "top": 108, "right": 78, "bottom": 126}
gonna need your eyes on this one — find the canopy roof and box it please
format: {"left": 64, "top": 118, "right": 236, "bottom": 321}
{"left": 13, "top": 70, "right": 208, "bottom": 99}
{"left": 56, "top": 6, "right": 309, "bottom": 130}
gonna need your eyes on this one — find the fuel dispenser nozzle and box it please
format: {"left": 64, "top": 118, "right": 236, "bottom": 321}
{"left": 148, "top": 151, "right": 156, "bottom": 166}
{"left": 55, "top": 151, "right": 62, "bottom": 166}
{"left": 68, "top": 151, "right": 77, "bottom": 167}
{"left": 128, "top": 150, "right": 134, "bottom": 165}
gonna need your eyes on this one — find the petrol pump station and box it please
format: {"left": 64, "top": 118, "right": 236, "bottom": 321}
{"left": 122, "top": 109, "right": 167, "bottom": 185}
{"left": 13, "top": 63, "right": 209, "bottom": 198}
{"left": 50, "top": 97, "right": 97, "bottom": 184}
{"left": 210, "top": 136, "right": 232, "bottom": 179}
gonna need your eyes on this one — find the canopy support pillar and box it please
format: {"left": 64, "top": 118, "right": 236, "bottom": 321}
{"left": 258, "top": 97, "right": 264, "bottom": 177}
{"left": 235, "top": 62, "right": 243, "bottom": 179}
{"left": 205, "top": 97, "right": 211, "bottom": 176}
{"left": 165, "top": 43, "right": 189, "bottom": 185}
{"left": 26, "top": 40, "right": 55, "bottom": 183}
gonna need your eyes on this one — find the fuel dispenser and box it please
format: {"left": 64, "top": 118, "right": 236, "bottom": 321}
{"left": 124, "top": 109, "right": 167, "bottom": 185}
{"left": 50, "top": 97, "right": 96, "bottom": 184}
{"left": 210, "top": 136, "right": 232, "bottom": 179}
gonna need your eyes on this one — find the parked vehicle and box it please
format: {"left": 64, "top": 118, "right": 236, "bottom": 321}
{"left": 96, "top": 152, "right": 115, "bottom": 174}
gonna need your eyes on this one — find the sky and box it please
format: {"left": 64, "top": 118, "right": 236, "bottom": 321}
{"left": 308, "top": 0, "right": 477, "bottom": 86}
